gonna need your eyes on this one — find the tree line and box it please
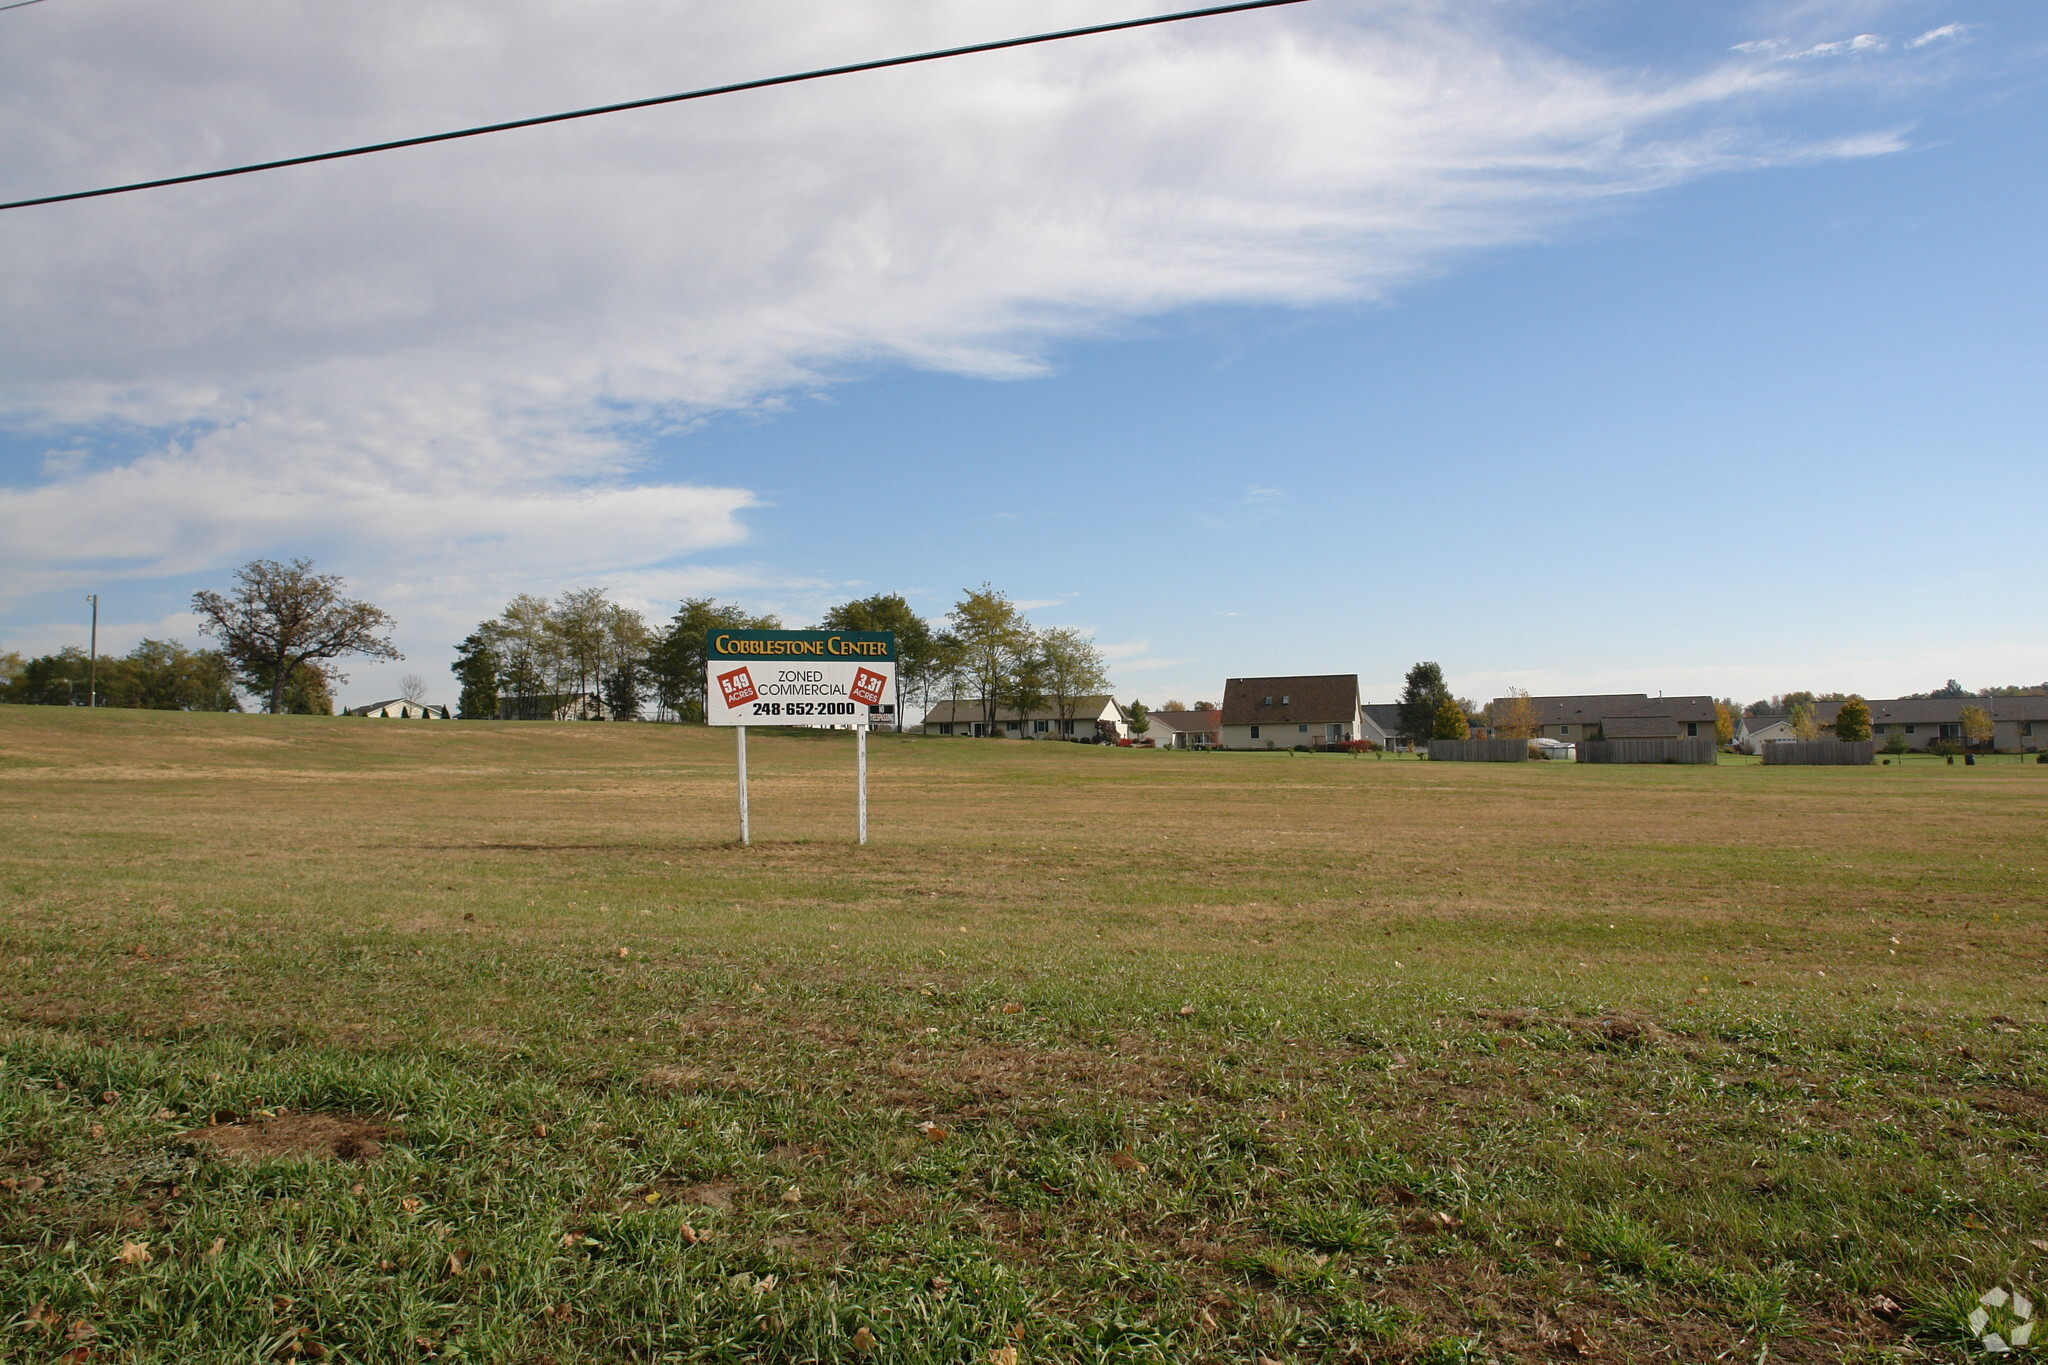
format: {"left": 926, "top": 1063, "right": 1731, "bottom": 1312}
{"left": 449, "top": 582, "right": 1113, "bottom": 726}
{"left": 2, "top": 559, "right": 394, "bottom": 713}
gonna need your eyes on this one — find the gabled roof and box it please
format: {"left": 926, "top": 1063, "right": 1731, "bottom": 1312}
{"left": 920, "top": 696, "right": 1122, "bottom": 725}
{"left": 1993, "top": 695, "right": 2048, "bottom": 721}
{"left": 1490, "top": 693, "right": 1649, "bottom": 727}
{"left": 1601, "top": 714, "right": 1684, "bottom": 739}
{"left": 1220, "top": 675, "right": 1360, "bottom": 727}
{"left": 1860, "top": 698, "right": 1968, "bottom": 724}
{"left": 1147, "top": 708, "right": 1220, "bottom": 734}
{"left": 1604, "top": 695, "right": 1718, "bottom": 725}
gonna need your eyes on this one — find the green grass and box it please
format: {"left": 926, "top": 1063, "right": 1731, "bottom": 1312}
{"left": 1, "top": 704, "right": 2044, "bottom": 1363}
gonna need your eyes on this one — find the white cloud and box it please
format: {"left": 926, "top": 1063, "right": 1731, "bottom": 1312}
{"left": 1786, "top": 34, "right": 1887, "bottom": 60}
{"left": 0, "top": 0, "right": 1924, "bottom": 672}
{"left": 1907, "top": 23, "right": 1970, "bottom": 49}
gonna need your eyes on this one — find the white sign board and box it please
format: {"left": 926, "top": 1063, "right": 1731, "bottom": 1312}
{"left": 704, "top": 630, "right": 896, "bottom": 728}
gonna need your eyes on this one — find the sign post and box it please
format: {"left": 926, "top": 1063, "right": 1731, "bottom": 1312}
{"left": 736, "top": 724, "right": 750, "bottom": 845}
{"left": 705, "top": 629, "right": 896, "bottom": 845}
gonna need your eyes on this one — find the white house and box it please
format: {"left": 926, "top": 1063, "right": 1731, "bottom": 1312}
{"left": 1145, "top": 707, "right": 1221, "bottom": 749}
{"left": 1218, "top": 675, "right": 1364, "bottom": 750}
{"left": 918, "top": 695, "right": 1126, "bottom": 741}
{"left": 345, "top": 699, "right": 450, "bottom": 719}
{"left": 1737, "top": 714, "right": 1799, "bottom": 753}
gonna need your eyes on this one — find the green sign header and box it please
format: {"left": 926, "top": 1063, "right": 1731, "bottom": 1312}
{"left": 706, "top": 629, "right": 896, "bottom": 662}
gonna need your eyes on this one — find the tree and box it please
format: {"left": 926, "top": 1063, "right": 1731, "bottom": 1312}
{"left": 1037, "top": 626, "right": 1112, "bottom": 735}
{"left": 1192, "top": 700, "right": 1215, "bottom": 712}
{"left": 1960, "top": 704, "right": 1994, "bottom": 748}
{"left": 1834, "top": 695, "right": 1872, "bottom": 743}
{"left": 1882, "top": 729, "right": 1911, "bottom": 756}
{"left": 1432, "top": 694, "right": 1470, "bottom": 740}
{"left": 947, "top": 585, "right": 1034, "bottom": 736}
{"left": 996, "top": 646, "right": 1051, "bottom": 737}
{"left": 1397, "top": 662, "right": 1453, "bottom": 747}
{"left": 191, "top": 559, "right": 399, "bottom": 715}
{"left": 1127, "top": 700, "right": 1150, "bottom": 737}
{"left": 599, "top": 602, "right": 651, "bottom": 722}
{"left": 399, "top": 674, "right": 428, "bottom": 705}
{"left": 1494, "top": 688, "right": 1539, "bottom": 740}
{"left": 1161, "top": 699, "right": 1186, "bottom": 711}
{"left": 451, "top": 627, "right": 502, "bottom": 720}
{"left": 109, "top": 639, "right": 239, "bottom": 711}
{"left": 0, "top": 651, "right": 22, "bottom": 691}
{"left": 1930, "top": 679, "right": 1971, "bottom": 699}
{"left": 3, "top": 647, "right": 90, "bottom": 705}
{"left": 1790, "top": 702, "right": 1820, "bottom": 742}
{"left": 239, "top": 659, "right": 335, "bottom": 715}
{"left": 645, "top": 598, "right": 780, "bottom": 722}
{"left": 819, "top": 593, "right": 938, "bottom": 724}
{"left": 1714, "top": 700, "right": 1736, "bottom": 746}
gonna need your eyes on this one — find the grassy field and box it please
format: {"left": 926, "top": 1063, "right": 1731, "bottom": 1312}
{"left": 1, "top": 706, "right": 2043, "bottom": 1365}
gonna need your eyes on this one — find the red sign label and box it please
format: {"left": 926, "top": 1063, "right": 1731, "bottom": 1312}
{"left": 850, "top": 667, "right": 887, "bottom": 707}
{"left": 716, "top": 666, "right": 758, "bottom": 709}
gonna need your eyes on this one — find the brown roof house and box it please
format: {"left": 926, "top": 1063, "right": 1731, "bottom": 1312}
{"left": 1488, "top": 693, "right": 1717, "bottom": 743}
{"left": 1220, "top": 675, "right": 1364, "bottom": 750}
{"left": 1147, "top": 707, "right": 1222, "bottom": 749}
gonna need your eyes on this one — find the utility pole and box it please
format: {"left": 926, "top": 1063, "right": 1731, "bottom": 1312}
{"left": 86, "top": 593, "right": 98, "bottom": 708}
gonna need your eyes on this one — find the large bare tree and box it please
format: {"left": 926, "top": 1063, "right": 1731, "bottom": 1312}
{"left": 192, "top": 559, "right": 400, "bottom": 715}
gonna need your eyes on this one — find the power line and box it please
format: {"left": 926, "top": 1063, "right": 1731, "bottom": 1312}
{"left": 0, "top": 0, "right": 55, "bottom": 12}
{"left": 0, "top": 0, "right": 1312, "bottom": 213}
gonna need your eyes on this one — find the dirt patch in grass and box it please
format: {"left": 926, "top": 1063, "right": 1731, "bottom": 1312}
{"left": 179, "top": 1112, "right": 396, "bottom": 1164}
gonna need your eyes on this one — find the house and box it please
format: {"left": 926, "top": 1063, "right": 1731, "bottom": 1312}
{"left": 1737, "top": 714, "right": 1799, "bottom": 753}
{"left": 1218, "top": 675, "right": 1363, "bottom": 750}
{"left": 345, "top": 699, "right": 449, "bottom": 719}
{"left": 1359, "top": 704, "right": 1405, "bottom": 749}
{"left": 1147, "top": 707, "right": 1221, "bottom": 749}
{"left": 918, "top": 695, "right": 1126, "bottom": 741}
{"left": 498, "top": 692, "right": 615, "bottom": 722}
{"left": 1487, "top": 693, "right": 1718, "bottom": 743}
{"left": 1994, "top": 696, "right": 2048, "bottom": 753}
{"left": 1850, "top": 698, "right": 1967, "bottom": 750}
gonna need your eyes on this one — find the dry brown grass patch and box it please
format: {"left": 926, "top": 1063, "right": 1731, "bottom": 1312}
{"left": 180, "top": 1113, "right": 395, "bottom": 1164}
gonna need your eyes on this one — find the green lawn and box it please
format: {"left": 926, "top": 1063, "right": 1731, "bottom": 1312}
{"left": 1, "top": 705, "right": 2043, "bottom": 1363}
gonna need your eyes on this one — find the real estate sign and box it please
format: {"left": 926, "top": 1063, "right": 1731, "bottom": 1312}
{"left": 704, "top": 630, "right": 896, "bottom": 728}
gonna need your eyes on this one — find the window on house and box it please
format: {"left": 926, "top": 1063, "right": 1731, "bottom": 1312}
{"left": 1560, "top": 725, "right": 1570, "bottom": 735}
{"left": 1686, "top": 722, "right": 1698, "bottom": 737}
{"left": 937, "top": 723, "right": 952, "bottom": 735}
{"left": 1282, "top": 695, "right": 1292, "bottom": 704}
{"left": 1033, "top": 720, "right": 1049, "bottom": 733}
{"left": 1905, "top": 725, "right": 1916, "bottom": 734}
{"left": 1263, "top": 695, "right": 1272, "bottom": 705}
{"left": 2025, "top": 721, "right": 2036, "bottom": 737}
{"left": 1297, "top": 723, "right": 1308, "bottom": 733}
{"left": 1006, "top": 720, "right": 1020, "bottom": 731}
{"left": 1250, "top": 725, "right": 1260, "bottom": 739}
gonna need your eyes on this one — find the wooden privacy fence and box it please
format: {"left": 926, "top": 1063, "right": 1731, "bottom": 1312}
{"left": 1761, "top": 740, "right": 1875, "bottom": 766}
{"left": 1427, "top": 739, "right": 1531, "bottom": 763}
{"left": 1576, "top": 738, "right": 1719, "bottom": 765}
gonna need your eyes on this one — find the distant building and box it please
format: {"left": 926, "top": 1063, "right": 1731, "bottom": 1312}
{"left": 1359, "top": 703, "right": 1405, "bottom": 749}
{"left": 1219, "top": 675, "right": 1363, "bottom": 750}
{"left": 1147, "top": 707, "right": 1221, "bottom": 749}
{"left": 918, "top": 695, "right": 1125, "bottom": 741}
{"left": 1486, "top": 693, "right": 1717, "bottom": 743}
{"left": 345, "top": 699, "right": 449, "bottom": 719}
{"left": 498, "top": 692, "right": 615, "bottom": 722}
{"left": 1737, "top": 714, "right": 1799, "bottom": 753}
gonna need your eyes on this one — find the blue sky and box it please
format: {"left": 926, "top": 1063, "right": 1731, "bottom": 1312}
{"left": 3, "top": 0, "right": 2044, "bottom": 710}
